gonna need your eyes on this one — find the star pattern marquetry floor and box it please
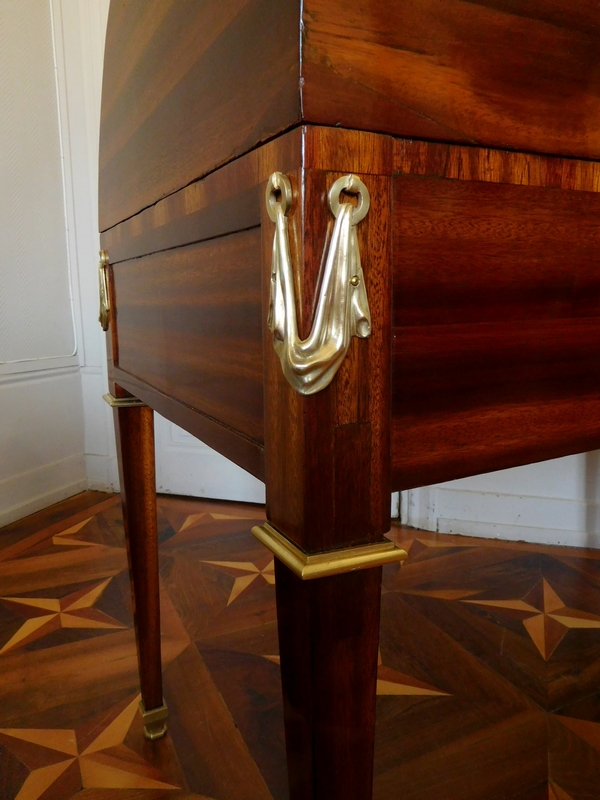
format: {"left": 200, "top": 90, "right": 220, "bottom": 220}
{"left": 2, "top": 493, "right": 600, "bottom": 798}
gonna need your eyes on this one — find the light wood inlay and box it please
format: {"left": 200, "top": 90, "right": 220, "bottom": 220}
{"left": 3, "top": 492, "right": 600, "bottom": 797}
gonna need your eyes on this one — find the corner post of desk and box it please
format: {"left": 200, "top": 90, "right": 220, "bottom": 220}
{"left": 260, "top": 127, "right": 395, "bottom": 799}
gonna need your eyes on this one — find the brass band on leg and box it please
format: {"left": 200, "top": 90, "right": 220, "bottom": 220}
{"left": 103, "top": 393, "right": 147, "bottom": 408}
{"left": 139, "top": 699, "right": 168, "bottom": 741}
{"left": 251, "top": 522, "right": 407, "bottom": 580}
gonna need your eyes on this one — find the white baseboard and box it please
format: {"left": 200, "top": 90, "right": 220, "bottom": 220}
{"left": 0, "top": 453, "right": 87, "bottom": 527}
{"left": 403, "top": 484, "right": 600, "bottom": 549}
{"left": 436, "top": 517, "right": 600, "bottom": 549}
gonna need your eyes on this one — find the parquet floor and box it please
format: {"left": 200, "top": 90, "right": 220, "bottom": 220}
{"left": 2, "top": 493, "right": 600, "bottom": 799}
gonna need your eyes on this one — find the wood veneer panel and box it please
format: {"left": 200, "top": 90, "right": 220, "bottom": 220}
{"left": 100, "top": 126, "right": 393, "bottom": 265}
{"left": 100, "top": 1, "right": 600, "bottom": 235}
{"left": 302, "top": 0, "right": 600, "bottom": 159}
{"left": 100, "top": 127, "right": 303, "bottom": 264}
{"left": 113, "top": 229, "right": 263, "bottom": 446}
{"left": 391, "top": 154, "right": 600, "bottom": 490}
{"left": 99, "top": 0, "right": 300, "bottom": 231}
{"left": 112, "top": 369, "right": 265, "bottom": 482}
{"left": 392, "top": 394, "right": 600, "bottom": 491}
{"left": 395, "top": 140, "right": 600, "bottom": 192}
{"left": 393, "top": 175, "right": 600, "bottom": 328}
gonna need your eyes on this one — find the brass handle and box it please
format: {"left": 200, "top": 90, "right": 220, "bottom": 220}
{"left": 98, "top": 249, "right": 110, "bottom": 331}
{"left": 266, "top": 172, "right": 372, "bottom": 395}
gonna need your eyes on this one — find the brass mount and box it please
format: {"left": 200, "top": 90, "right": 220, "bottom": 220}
{"left": 251, "top": 522, "right": 407, "bottom": 580}
{"left": 139, "top": 699, "right": 168, "bottom": 741}
{"left": 102, "top": 393, "right": 147, "bottom": 408}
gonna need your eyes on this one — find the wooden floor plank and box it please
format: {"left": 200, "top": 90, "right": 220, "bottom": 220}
{"left": 2, "top": 491, "right": 600, "bottom": 797}
{"left": 162, "top": 644, "right": 273, "bottom": 800}
{"left": 0, "top": 492, "right": 115, "bottom": 547}
{"left": 74, "top": 791, "right": 215, "bottom": 799}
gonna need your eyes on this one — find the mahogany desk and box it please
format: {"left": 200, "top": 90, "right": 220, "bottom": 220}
{"left": 98, "top": 3, "right": 600, "bottom": 798}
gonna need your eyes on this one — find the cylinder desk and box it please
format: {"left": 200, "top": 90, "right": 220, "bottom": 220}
{"left": 98, "top": 2, "right": 600, "bottom": 797}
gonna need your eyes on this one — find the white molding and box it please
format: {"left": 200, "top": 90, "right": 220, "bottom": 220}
{"left": 0, "top": 356, "right": 80, "bottom": 376}
{"left": 0, "top": 454, "right": 87, "bottom": 528}
{"left": 436, "top": 516, "right": 600, "bottom": 549}
{"left": 402, "top": 469, "right": 600, "bottom": 549}
{"left": 0, "top": 364, "right": 79, "bottom": 386}
{"left": 0, "top": 361, "right": 85, "bottom": 523}
{"left": 47, "top": 0, "right": 115, "bottom": 499}
{"left": 49, "top": 0, "right": 86, "bottom": 365}
{"left": 79, "top": 365, "right": 105, "bottom": 376}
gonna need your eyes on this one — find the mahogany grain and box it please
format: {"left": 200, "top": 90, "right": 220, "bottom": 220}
{"left": 302, "top": 0, "right": 600, "bottom": 160}
{"left": 392, "top": 176, "right": 600, "bottom": 328}
{"left": 99, "top": 0, "right": 300, "bottom": 230}
{"left": 113, "top": 403, "right": 163, "bottom": 712}
{"left": 100, "top": 2, "right": 600, "bottom": 233}
{"left": 275, "top": 563, "right": 382, "bottom": 800}
{"left": 262, "top": 159, "right": 392, "bottom": 553}
{"left": 395, "top": 139, "right": 600, "bottom": 192}
{"left": 100, "top": 127, "right": 303, "bottom": 264}
{"left": 390, "top": 149, "right": 600, "bottom": 490}
{"left": 100, "top": 119, "right": 600, "bottom": 796}
{"left": 251, "top": 129, "right": 393, "bottom": 557}
{"left": 113, "top": 229, "right": 264, "bottom": 446}
{"left": 111, "top": 368, "right": 265, "bottom": 482}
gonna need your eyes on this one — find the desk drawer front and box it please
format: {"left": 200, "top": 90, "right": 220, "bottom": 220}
{"left": 112, "top": 228, "right": 264, "bottom": 445}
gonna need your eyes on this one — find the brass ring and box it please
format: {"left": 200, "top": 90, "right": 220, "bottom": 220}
{"left": 266, "top": 172, "right": 293, "bottom": 222}
{"left": 328, "top": 174, "right": 370, "bottom": 224}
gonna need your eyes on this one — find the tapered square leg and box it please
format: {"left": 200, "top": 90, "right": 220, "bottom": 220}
{"left": 113, "top": 396, "right": 167, "bottom": 739}
{"left": 259, "top": 135, "right": 394, "bottom": 798}
{"left": 276, "top": 562, "right": 382, "bottom": 800}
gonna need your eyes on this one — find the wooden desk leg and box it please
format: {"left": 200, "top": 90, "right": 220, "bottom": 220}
{"left": 276, "top": 563, "right": 382, "bottom": 800}
{"left": 259, "top": 139, "right": 393, "bottom": 796}
{"left": 113, "top": 399, "right": 167, "bottom": 740}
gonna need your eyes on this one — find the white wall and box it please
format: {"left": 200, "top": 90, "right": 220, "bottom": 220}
{"left": 51, "top": 0, "right": 117, "bottom": 495}
{"left": 0, "top": 0, "right": 86, "bottom": 525}
{"left": 0, "top": 0, "right": 118, "bottom": 526}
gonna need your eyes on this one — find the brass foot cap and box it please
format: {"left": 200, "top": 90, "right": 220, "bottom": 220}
{"left": 139, "top": 699, "right": 168, "bottom": 741}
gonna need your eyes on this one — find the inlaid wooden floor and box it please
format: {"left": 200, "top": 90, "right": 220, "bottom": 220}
{"left": 2, "top": 492, "right": 600, "bottom": 799}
